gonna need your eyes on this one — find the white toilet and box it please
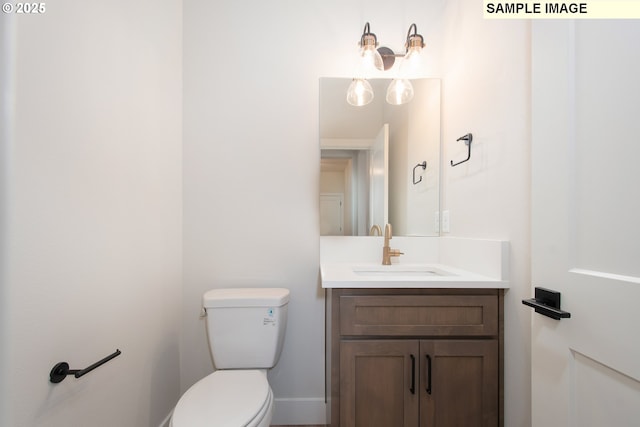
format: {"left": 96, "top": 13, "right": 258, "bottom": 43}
{"left": 171, "top": 287, "right": 290, "bottom": 427}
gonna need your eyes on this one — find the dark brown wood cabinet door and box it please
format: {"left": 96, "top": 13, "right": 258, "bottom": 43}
{"left": 420, "top": 340, "right": 499, "bottom": 427}
{"left": 340, "top": 340, "right": 420, "bottom": 427}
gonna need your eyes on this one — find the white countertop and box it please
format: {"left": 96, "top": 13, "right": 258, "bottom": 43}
{"left": 320, "top": 262, "right": 509, "bottom": 289}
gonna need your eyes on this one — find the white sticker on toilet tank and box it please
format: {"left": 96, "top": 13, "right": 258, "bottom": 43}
{"left": 263, "top": 308, "right": 276, "bottom": 326}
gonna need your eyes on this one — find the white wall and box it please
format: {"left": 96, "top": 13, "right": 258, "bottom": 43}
{"left": 440, "top": 1, "right": 531, "bottom": 426}
{"left": 184, "top": 0, "right": 531, "bottom": 425}
{"left": 0, "top": 1, "right": 183, "bottom": 426}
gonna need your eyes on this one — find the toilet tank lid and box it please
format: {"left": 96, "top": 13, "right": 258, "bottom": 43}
{"left": 203, "top": 288, "right": 290, "bottom": 308}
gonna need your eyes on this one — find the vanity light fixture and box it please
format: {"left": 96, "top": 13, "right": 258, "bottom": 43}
{"left": 347, "top": 22, "right": 426, "bottom": 107}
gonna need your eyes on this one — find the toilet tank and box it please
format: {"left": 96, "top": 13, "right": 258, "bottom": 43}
{"left": 203, "top": 288, "right": 289, "bottom": 369}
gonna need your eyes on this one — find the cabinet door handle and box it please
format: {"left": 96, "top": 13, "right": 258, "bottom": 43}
{"left": 410, "top": 354, "right": 416, "bottom": 395}
{"left": 425, "top": 354, "right": 432, "bottom": 395}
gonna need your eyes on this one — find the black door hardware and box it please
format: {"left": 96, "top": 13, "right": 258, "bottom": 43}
{"left": 522, "top": 287, "right": 571, "bottom": 320}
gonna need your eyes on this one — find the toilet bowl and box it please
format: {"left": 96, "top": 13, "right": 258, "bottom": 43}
{"left": 170, "top": 370, "right": 273, "bottom": 427}
{"left": 170, "top": 288, "right": 289, "bottom": 427}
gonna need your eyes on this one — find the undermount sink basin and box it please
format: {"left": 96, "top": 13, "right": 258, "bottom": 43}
{"left": 352, "top": 264, "right": 454, "bottom": 277}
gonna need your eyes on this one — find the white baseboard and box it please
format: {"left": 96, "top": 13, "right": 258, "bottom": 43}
{"left": 271, "top": 398, "right": 327, "bottom": 425}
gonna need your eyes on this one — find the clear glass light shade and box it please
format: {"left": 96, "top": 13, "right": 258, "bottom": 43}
{"left": 402, "top": 46, "right": 423, "bottom": 75}
{"left": 347, "top": 78, "right": 374, "bottom": 106}
{"left": 405, "top": 45, "right": 421, "bottom": 62}
{"left": 402, "top": 30, "right": 425, "bottom": 77}
{"left": 360, "top": 34, "right": 384, "bottom": 71}
{"left": 361, "top": 46, "right": 384, "bottom": 71}
{"left": 386, "top": 79, "right": 414, "bottom": 105}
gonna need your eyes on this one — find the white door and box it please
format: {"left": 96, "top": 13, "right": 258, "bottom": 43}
{"left": 531, "top": 21, "right": 640, "bottom": 426}
{"left": 320, "top": 193, "right": 344, "bottom": 236}
{"left": 369, "top": 124, "right": 389, "bottom": 229}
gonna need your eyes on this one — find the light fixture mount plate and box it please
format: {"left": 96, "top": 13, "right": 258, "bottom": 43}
{"left": 377, "top": 46, "right": 395, "bottom": 71}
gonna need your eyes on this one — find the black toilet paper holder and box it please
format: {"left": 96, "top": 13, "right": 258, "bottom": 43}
{"left": 49, "top": 349, "right": 122, "bottom": 383}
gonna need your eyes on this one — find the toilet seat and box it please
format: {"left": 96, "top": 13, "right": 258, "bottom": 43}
{"left": 171, "top": 370, "right": 272, "bottom": 427}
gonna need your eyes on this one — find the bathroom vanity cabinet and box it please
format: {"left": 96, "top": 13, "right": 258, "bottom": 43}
{"left": 327, "top": 288, "right": 503, "bottom": 427}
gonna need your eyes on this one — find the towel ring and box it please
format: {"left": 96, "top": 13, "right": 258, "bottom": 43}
{"left": 412, "top": 161, "right": 427, "bottom": 184}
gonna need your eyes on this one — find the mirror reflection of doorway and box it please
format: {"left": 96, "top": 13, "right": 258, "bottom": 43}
{"left": 319, "top": 124, "right": 388, "bottom": 236}
{"left": 319, "top": 193, "right": 344, "bottom": 235}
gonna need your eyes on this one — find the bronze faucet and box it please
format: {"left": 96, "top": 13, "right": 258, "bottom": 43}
{"left": 369, "top": 225, "right": 382, "bottom": 236}
{"left": 382, "top": 223, "right": 404, "bottom": 265}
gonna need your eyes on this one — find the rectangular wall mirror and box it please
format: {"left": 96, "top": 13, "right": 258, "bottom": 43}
{"left": 319, "top": 78, "right": 441, "bottom": 237}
